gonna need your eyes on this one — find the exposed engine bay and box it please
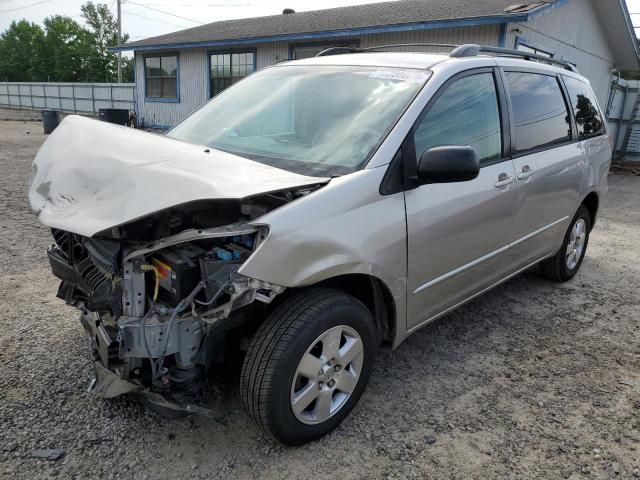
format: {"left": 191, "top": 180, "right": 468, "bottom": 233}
{"left": 28, "top": 115, "right": 332, "bottom": 414}
{"left": 45, "top": 190, "right": 317, "bottom": 406}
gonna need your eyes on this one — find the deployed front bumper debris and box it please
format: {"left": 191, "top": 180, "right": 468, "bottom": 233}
{"left": 89, "top": 361, "right": 226, "bottom": 423}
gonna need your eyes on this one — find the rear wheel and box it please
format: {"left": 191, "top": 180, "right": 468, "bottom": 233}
{"left": 539, "top": 205, "right": 591, "bottom": 282}
{"left": 240, "top": 288, "right": 377, "bottom": 445}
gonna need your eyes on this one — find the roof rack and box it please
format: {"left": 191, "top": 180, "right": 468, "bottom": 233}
{"left": 315, "top": 42, "right": 579, "bottom": 73}
{"left": 316, "top": 43, "right": 460, "bottom": 57}
{"left": 450, "top": 44, "right": 579, "bottom": 73}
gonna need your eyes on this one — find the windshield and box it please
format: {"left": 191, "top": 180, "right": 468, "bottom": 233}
{"left": 167, "top": 65, "right": 429, "bottom": 177}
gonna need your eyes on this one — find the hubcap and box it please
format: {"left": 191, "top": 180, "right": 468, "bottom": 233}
{"left": 566, "top": 218, "right": 587, "bottom": 270}
{"left": 290, "top": 325, "right": 364, "bottom": 425}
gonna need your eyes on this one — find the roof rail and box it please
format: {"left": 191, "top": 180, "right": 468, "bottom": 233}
{"left": 314, "top": 42, "right": 579, "bottom": 73}
{"left": 451, "top": 43, "right": 579, "bottom": 73}
{"left": 315, "top": 43, "right": 459, "bottom": 57}
{"left": 315, "top": 46, "right": 361, "bottom": 56}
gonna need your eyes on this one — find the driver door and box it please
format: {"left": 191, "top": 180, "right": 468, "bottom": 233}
{"left": 404, "top": 68, "right": 517, "bottom": 330}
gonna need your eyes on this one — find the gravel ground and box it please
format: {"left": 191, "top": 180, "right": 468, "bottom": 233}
{"left": 0, "top": 108, "right": 43, "bottom": 122}
{"left": 1, "top": 119, "right": 639, "bottom": 479}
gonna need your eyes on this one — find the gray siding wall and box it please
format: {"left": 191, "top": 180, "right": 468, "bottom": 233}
{"left": 135, "top": 0, "right": 618, "bottom": 129}
{"left": 135, "top": 47, "right": 210, "bottom": 128}
{"left": 254, "top": 25, "right": 502, "bottom": 67}
{"left": 505, "top": 0, "right": 615, "bottom": 107}
{"left": 135, "top": 25, "right": 501, "bottom": 128}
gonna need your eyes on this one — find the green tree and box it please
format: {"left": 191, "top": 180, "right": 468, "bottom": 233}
{"left": 121, "top": 56, "right": 135, "bottom": 83}
{"left": 80, "top": 1, "right": 130, "bottom": 82}
{"left": 621, "top": 70, "right": 640, "bottom": 80}
{"left": 0, "top": 2, "right": 132, "bottom": 83}
{"left": 42, "top": 15, "right": 87, "bottom": 81}
{"left": 0, "top": 20, "right": 46, "bottom": 81}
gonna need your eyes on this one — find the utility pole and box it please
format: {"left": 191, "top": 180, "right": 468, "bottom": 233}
{"left": 117, "top": 0, "right": 122, "bottom": 83}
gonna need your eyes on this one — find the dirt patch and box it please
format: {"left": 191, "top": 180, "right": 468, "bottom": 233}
{"left": 0, "top": 107, "right": 45, "bottom": 123}
{"left": 611, "top": 162, "right": 640, "bottom": 176}
{"left": 0, "top": 120, "right": 639, "bottom": 479}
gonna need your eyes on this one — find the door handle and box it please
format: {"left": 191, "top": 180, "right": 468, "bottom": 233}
{"left": 517, "top": 165, "right": 534, "bottom": 180}
{"left": 494, "top": 173, "right": 514, "bottom": 188}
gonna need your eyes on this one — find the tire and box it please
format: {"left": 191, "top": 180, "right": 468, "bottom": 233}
{"left": 539, "top": 205, "right": 591, "bottom": 282}
{"left": 240, "top": 288, "right": 378, "bottom": 445}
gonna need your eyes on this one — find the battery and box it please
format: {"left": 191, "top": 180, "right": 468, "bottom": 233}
{"left": 151, "top": 244, "right": 205, "bottom": 306}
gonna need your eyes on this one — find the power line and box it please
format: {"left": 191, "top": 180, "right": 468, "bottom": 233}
{"left": 0, "top": 0, "right": 51, "bottom": 13}
{"left": 132, "top": 1, "right": 299, "bottom": 5}
{"left": 134, "top": 2, "right": 253, "bottom": 5}
{"left": 126, "top": 0, "right": 205, "bottom": 24}
{"left": 123, "top": 9, "right": 193, "bottom": 29}
{"left": 629, "top": 12, "right": 640, "bottom": 28}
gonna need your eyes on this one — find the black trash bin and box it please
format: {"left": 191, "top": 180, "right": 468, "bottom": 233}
{"left": 98, "top": 108, "right": 130, "bottom": 126}
{"left": 41, "top": 110, "right": 60, "bottom": 134}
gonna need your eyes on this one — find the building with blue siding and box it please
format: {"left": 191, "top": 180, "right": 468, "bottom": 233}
{"left": 112, "top": 0, "right": 639, "bottom": 129}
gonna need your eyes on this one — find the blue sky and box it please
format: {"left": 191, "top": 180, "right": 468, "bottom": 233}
{"left": 1, "top": 0, "right": 639, "bottom": 45}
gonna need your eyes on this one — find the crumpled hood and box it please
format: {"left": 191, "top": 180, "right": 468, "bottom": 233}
{"left": 29, "top": 115, "right": 328, "bottom": 237}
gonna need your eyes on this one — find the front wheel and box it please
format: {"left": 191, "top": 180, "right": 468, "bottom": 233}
{"left": 539, "top": 205, "right": 591, "bottom": 282}
{"left": 240, "top": 289, "right": 378, "bottom": 445}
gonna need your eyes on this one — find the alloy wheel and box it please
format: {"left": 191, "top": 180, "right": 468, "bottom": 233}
{"left": 566, "top": 218, "right": 587, "bottom": 270}
{"left": 290, "top": 325, "right": 364, "bottom": 425}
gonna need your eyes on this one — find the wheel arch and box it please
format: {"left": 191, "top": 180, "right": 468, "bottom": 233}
{"left": 271, "top": 273, "right": 398, "bottom": 348}
{"left": 581, "top": 191, "right": 599, "bottom": 230}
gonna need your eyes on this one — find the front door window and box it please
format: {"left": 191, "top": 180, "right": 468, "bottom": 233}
{"left": 413, "top": 72, "right": 502, "bottom": 164}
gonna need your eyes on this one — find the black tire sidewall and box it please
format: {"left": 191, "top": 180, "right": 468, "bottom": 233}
{"left": 267, "top": 295, "right": 377, "bottom": 445}
{"left": 560, "top": 206, "right": 591, "bottom": 279}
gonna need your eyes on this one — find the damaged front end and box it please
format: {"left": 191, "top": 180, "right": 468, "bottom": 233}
{"left": 46, "top": 197, "right": 297, "bottom": 407}
{"left": 28, "top": 116, "right": 330, "bottom": 412}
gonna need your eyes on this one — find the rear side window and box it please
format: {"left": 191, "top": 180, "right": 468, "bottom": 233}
{"left": 562, "top": 76, "right": 605, "bottom": 139}
{"left": 413, "top": 72, "right": 502, "bottom": 164}
{"left": 505, "top": 72, "right": 571, "bottom": 154}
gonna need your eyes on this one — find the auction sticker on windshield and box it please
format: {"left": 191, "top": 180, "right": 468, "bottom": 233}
{"left": 368, "top": 69, "right": 430, "bottom": 84}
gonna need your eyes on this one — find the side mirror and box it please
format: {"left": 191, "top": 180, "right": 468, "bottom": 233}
{"left": 417, "top": 146, "right": 480, "bottom": 183}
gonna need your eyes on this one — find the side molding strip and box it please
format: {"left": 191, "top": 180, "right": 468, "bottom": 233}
{"left": 412, "top": 216, "right": 569, "bottom": 295}
{"left": 510, "top": 216, "right": 569, "bottom": 247}
{"left": 413, "top": 244, "right": 510, "bottom": 295}
{"left": 407, "top": 254, "right": 551, "bottom": 335}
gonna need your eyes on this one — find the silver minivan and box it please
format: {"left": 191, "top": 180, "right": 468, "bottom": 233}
{"left": 30, "top": 44, "right": 611, "bottom": 445}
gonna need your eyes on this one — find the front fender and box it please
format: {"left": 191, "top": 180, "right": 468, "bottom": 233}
{"left": 238, "top": 167, "right": 408, "bottom": 342}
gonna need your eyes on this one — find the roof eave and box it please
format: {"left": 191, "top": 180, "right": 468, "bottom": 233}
{"left": 588, "top": 0, "right": 639, "bottom": 70}
{"left": 109, "top": 13, "right": 533, "bottom": 53}
{"left": 616, "top": 0, "right": 640, "bottom": 69}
